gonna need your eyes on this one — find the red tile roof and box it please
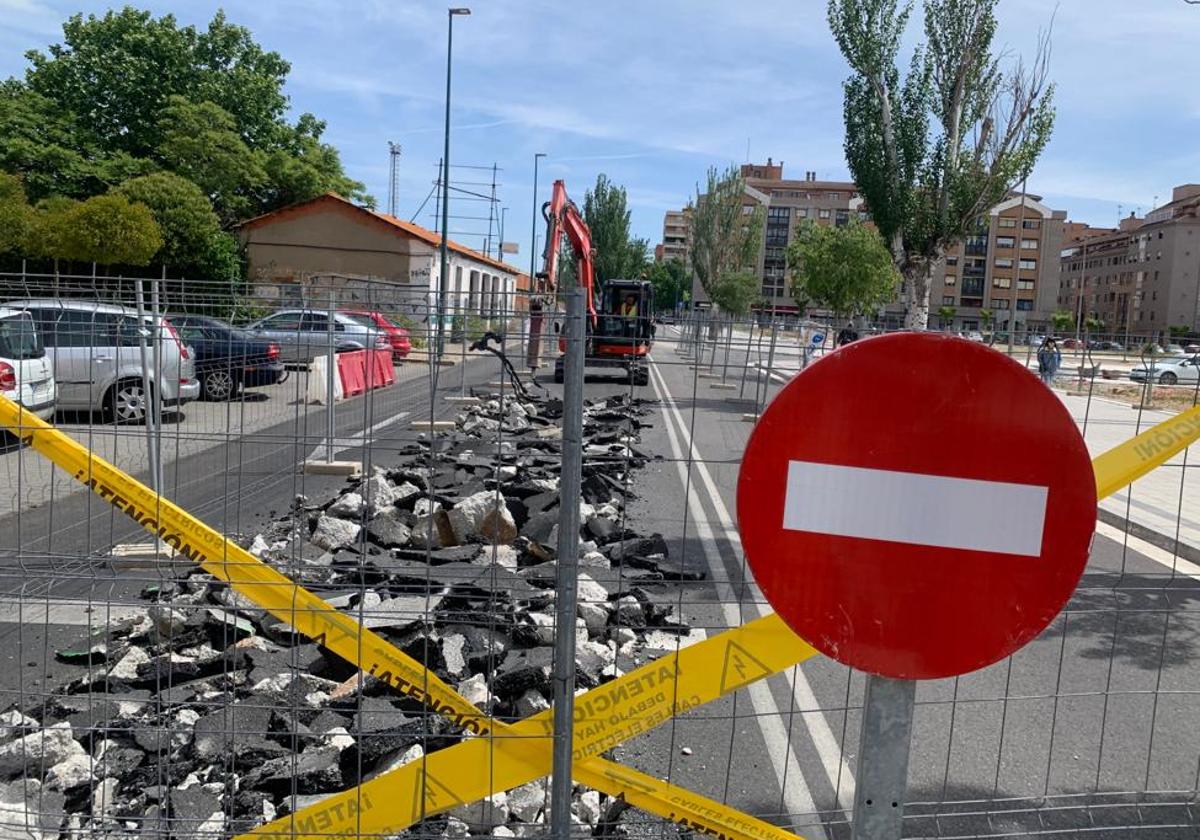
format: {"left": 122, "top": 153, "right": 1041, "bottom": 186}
{"left": 238, "top": 193, "right": 523, "bottom": 275}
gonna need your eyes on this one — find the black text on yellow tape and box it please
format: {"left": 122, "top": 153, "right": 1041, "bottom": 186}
{"left": 0, "top": 399, "right": 818, "bottom": 840}
{"left": 1093, "top": 403, "right": 1200, "bottom": 500}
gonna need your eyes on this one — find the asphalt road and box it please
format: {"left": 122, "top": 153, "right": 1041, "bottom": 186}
{"left": 613, "top": 326, "right": 1200, "bottom": 839}
{"left": 0, "top": 323, "right": 1195, "bottom": 839}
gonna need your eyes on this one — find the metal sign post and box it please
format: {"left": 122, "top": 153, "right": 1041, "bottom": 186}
{"left": 851, "top": 675, "right": 916, "bottom": 840}
{"left": 550, "top": 288, "right": 585, "bottom": 840}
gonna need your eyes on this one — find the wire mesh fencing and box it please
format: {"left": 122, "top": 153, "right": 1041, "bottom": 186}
{"left": 0, "top": 280, "right": 1195, "bottom": 840}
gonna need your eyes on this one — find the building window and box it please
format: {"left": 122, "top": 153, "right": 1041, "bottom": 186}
{"left": 796, "top": 208, "right": 808, "bottom": 218}
{"left": 943, "top": 296, "right": 956, "bottom": 305}
{"left": 1022, "top": 219, "right": 1041, "bottom": 230}
{"left": 1019, "top": 258, "right": 1037, "bottom": 270}
{"left": 835, "top": 209, "right": 849, "bottom": 226}
{"left": 997, "top": 236, "right": 1016, "bottom": 248}
{"left": 993, "top": 276, "right": 1011, "bottom": 288}
{"left": 946, "top": 256, "right": 959, "bottom": 266}
{"left": 742, "top": 205, "right": 756, "bottom": 214}
{"left": 995, "top": 258, "right": 1014, "bottom": 269}
{"left": 992, "top": 299, "right": 1010, "bottom": 310}
{"left": 998, "top": 218, "right": 1017, "bottom": 228}
{"left": 767, "top": 206, "right": 790, "bottom": 219}
{"left": 1017, "top": 280, "right": 1035, "bottom": 291}
{"left": 944, "top": 275, "right": 956, "bottom": 286}
{"left": 858, "top": 210, "right": 870, "bottom": 221}
{"left": 819, "top": 209, "right": 831, "bottom": 220}
{"left": 829, "top": 192, "right": 840, "bottom": 200}
{"left": 1016, "top": 299, "right": 1034, "bottom": 311}
{"left": 1021, "top": 239, "right": 1039, "bottom": 250}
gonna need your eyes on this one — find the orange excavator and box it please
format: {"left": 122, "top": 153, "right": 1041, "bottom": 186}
{"left": 537, "top": 179, "right": 654, "bottom": 386}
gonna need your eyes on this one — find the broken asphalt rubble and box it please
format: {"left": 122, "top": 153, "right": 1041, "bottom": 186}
{"left": 10, "top": 390, "right": 707, "bottom": 838}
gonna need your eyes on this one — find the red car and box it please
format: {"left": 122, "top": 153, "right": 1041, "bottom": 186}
{"left": 340, "top": 310, "right": 412, "bottom": 360}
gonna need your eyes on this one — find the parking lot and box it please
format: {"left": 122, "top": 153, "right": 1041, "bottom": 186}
{"left": 0, "top": 357, "right": 441, "bottom": 517}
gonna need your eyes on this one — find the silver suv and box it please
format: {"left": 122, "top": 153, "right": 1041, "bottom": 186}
{"left": 246, "top": 309, "right": 390, "bottom": 364}
{"left": 9, "top": 299, "right": 200, "bottom": 423}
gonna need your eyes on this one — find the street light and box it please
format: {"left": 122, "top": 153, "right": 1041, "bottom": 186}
{"left": 530, "top": 153, "right": 546, "bottom": 289}
{"left": 436, "top": 6, "right": 471, "bottom": 360}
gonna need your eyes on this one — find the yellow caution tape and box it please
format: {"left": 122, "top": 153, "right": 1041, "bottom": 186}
{"left": 249, "top": 614, "right": 811, "bottom": 840}
{"left": 1092, "top": 403, "right": 1200, "bottom": 500}
{"left": 3, "top": 385, "right": 1185, "bottom": 840}
{"left": 0, "top": 399, "right": 816, "bottom": 840}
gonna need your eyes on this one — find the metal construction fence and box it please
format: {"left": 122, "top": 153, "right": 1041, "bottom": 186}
{"left": 0, "top": 276, "right": 1195, "bottom": 840}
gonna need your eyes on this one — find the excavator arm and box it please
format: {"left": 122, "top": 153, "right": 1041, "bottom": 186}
{"left": 538, "top": 180, "right": 597, "bottom": 323}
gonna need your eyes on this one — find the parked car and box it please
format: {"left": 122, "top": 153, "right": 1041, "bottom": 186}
{"left": 7, "top": 299, "right": 198, "bottom": 423}
{"left": 1096, "top": 340, "right": 1124, "bottom": 351}
{"left": 1060, "top": 338, "right": 1082, "bottom": 349}
{"left": 1129, "top": 356, "right": 1200, "bottom": 385}
{"left": 0, "top": 306, "right": 56, "bottom": 420}
{"left": 245, "top": 310, "right": 391, "bottom": 364}
{"left": 168, "top": 314, "right": 287, "bottom": 401}
{"left": 339, "top": 310, "right": 412, "bottom": 361}
{"left": 1027, "top": 335, "right": 1047, "bottom": 347}
{"left": 964, "top": 331, "right": 985, "bottom": 342}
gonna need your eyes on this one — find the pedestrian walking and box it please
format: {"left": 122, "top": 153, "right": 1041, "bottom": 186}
{"left": 1037, "top": 338, "right": 1061, "bottom": 385}
{"left": 835, "top": 321, "right": 859, "bottom": 348}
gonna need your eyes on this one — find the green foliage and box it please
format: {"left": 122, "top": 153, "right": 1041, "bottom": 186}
{"left": 114, "top": 172, "right": 241, "bottom": 279}
{"left": 979, "top": 308, "right": 994, "bottom": 326}
{"left": 0, "top": 173, "right": 32, "bottom": 254}
{"left": 828, "top": 0, "right": 1056, "bottom": 329}
{"left": 156, "top": 96, "right": 266, "bottom": 225}
{"left": 1084, "top": 313, "right": 1105, "bottom": 333}
{"left": 936, "top": 304, "right": 956, "bottom": 327}
{"left": 1168, "top": 324, "right": 1191, "bottom": 339}
{"left": 57, "top": 194, "right": 162, "bottom": 266}
{"left": 709, "top": 271, "right": 760, "bottom": 317}
{"left": 3, "top": 7, "right": 369, "bottom": 222}
{"left": 689, "top": 165, "right": 764, "bottom": 311}
{"left": 1051, "top": 310, "right": 1074, "bottom": 333}
{"left": 583, "top": 174, "right": 650, "bottom": 285}
{"left": 645, "top": 259, "right": 690, "bottom": 312}
{"left": 23, "top": 196, "right": 77, "bottom": 261}
{"left": 786, "top": 220, "right": 898, "bottom": 318}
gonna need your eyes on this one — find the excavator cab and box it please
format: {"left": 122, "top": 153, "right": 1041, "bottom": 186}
{"left": 554, "top": 279, "right": 654, "bottom": 386}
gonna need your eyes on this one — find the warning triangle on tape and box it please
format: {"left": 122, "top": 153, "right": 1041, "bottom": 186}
{"left": 411, "top": 771, "right": 465, "bottom": 820}
{"left": 720, "top": 639, "right": 773, "bottom": 694}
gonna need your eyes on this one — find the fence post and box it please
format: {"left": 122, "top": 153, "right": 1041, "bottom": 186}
{"left": 756, "top": 320, "right": 779, "bottom": 415}
{"left": 325, "top": 288, "right": 336, "bottom": 463}
{"left": 133, "top": 278, "right": 160, "bottom": 493}
{"left": 550, "top": 287, "right": 585, "bottom": 840}
{"left": 851, "top": 675, "right": 916, "bottom": 840}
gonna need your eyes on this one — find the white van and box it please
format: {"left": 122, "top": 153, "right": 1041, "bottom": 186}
{"left": 0, "top": 306, "right": 56, "bottom": 420}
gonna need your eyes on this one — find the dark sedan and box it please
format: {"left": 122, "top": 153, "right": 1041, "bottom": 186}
{"left": 168, "top": 314, "right": 286, "bottom": 401}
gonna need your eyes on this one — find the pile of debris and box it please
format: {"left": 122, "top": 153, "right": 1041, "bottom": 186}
{"left": 7, "top": 392, "right": 707, "bottom": 838}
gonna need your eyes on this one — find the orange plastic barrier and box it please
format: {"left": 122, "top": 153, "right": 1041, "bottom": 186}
{"left": 336, "top": 350, "right": 367, "bottom": 396}
{"left": 370, "top": 349, "right": 395, "bottom": 388}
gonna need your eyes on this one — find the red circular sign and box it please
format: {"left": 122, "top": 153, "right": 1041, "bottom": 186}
{"left": 737, "top": 333, "right": 1096, "bottom": 679}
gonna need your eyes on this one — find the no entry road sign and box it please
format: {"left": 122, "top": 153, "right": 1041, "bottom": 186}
{"left": 737, "top": 333, "right": 1097, "bottom": 679}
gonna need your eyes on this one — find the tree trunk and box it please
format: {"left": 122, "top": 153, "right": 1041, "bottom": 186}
{"left": 902, "top": 259, "right": 933, "bottom": 331}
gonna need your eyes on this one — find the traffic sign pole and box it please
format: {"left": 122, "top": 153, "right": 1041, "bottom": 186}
{"left": 851, "top": 675, "right": 916, "bottom": 840}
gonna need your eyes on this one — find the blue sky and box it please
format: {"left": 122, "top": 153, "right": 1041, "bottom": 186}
{"left": 3, "top": 0, "right": 1199, "bottom": 267}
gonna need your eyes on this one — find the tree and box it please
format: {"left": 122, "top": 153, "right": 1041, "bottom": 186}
{"left": 1084, "top": 313, "right": 1105, "bottom": 334}
{"left": 8, "top": 7, "right": 369, "bottom": 214}
{"left": 23, "top": 196, "right": 77, "bottom": 262}
{"left": 582, "top": 174, "right": 649, "bottom": 285}
{"left": 688, "top": 165, "right": 764, "bottom": 313}
{"left": 709, "top": 271, "right": 760, "bottom": 317}
{"left": 787, "top": 219, "right": 898, "bottom": 319}
{"left": 979, "top": 308, "right": 994, "bottom": 331}
{"left": 645, "top": 258, "right": 690, "bottom": 312}
{"left": 0, "top": 173, "right": 32, "bottom": 255}
{"left": 156, "top": 96, "right": 265, "bottom": 225}
{"left": 1050, "top": 310, "right": 1074, "bottom": 333}
{"left": 114, "top": 172, "right": 240, "bottom": 279}
{"left": 828, "top": 0, "right": 1055, "bottom": 329}
{"left": 936, "top": 304, "right": 957, "bottom": 328}
{"left": 57, "top": 194, "right": 162, "bottom": 266}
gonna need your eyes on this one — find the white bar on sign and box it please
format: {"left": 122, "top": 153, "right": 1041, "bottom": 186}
{"left": 783, "top": 461, "right": 1048, "bottom": 557}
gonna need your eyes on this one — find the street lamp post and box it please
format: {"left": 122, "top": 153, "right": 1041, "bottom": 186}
{"left": 436, "top": 6, "right": 471, "bottom": 360}
{"left": 525, "top": 153, "right": 548, "bottom": 371}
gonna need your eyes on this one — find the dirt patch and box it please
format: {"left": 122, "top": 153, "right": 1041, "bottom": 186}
{"left": 1058, "top": 379, "right": 1200, "bottom": 413}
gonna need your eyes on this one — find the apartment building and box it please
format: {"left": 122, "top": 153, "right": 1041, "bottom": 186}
{"left": 1059, "top": 184, "right": 1200, "bottom": 336}
{"left": 660, "top": 209, "right": 690, "bottom": 264}
{"left": 685, "top": 160, "right": 862, "bottom": 310}
{"left": 920, "top": 195, "right": 1066, "bottom": 334}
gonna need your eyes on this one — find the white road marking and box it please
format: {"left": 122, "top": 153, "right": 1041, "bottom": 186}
{"left": 306, "top": 411, "right": 409, "bottom": 462}
{"left": 650, "top": 358, "right": 859, "bottom": 830}
{"left": 784, "top": 461, "right": 1049, "bottom": 556}
{"left": 1094, "top": 519, "right": 1200, "bottom": 582}
{"left": 647, "top": 361, "right": 829, "bottom": 839}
